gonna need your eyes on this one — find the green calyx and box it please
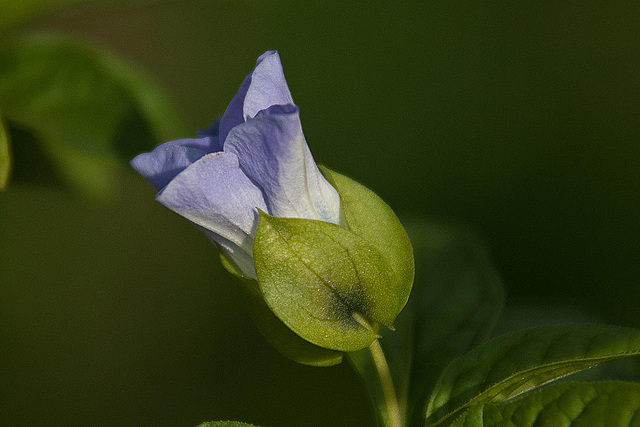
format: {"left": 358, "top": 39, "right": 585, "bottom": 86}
{"left": 252, "top": 168, "right": 414, "bottom": 353}
{"left": 321, "top": 167, "right": 414, "bottom": 318}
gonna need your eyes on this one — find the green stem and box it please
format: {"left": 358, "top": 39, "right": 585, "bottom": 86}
{"left": 369, "top": 338, "right": 403, "bottom": 427}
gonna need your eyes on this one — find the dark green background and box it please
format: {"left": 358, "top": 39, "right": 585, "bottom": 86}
{"left": 2, "top": 1, "right": 640, "bottom": 425}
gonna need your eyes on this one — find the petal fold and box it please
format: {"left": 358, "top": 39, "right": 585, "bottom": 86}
{"left": 130, "top": 136, "right": 219, "bottom": 191}
{"left": 155, "top": 152, "right": 267, "bottom": 271}
{"left": 225, "top": 105, "right": 341, "bottom": 224}
{"left": 219, "top": 50, "right": 293, "bottom": 145}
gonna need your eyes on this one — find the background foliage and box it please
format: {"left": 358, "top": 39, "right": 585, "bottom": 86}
{"left": 1, "top": 1, "right": 640, "bottom": 426}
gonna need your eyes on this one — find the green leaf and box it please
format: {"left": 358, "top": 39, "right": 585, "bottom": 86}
{"left": 219, "top": 250, "right": 343, "bottom": 367}
{"left": 348, "top": 220, "right": 504, "bottom": 427}
{"left": 197, "top": 422, "right": 259, "bottom": 427}
{"left": 0, "top": 34, "right": 186, "bottom": 198}
{"left": 242, "top": 280, "right": 343, "bottom": 367}
{"left": 0, "top": 115, "right": 10, "bottom": 189}
{"left": 321, "top": 166, "right": 414, "bottom": 317}
{"left": 450, "top": 381, "right": 640, "bottom": 427}
{"left": 406, "top": 220, "right": 504, "bottom": 426}
{"left": 253, "top": 212, "right": 401, "bottom": 352}
{"left": 220, "top": 237, "right": 344, "bottom": 367}
{"left": 425, "top": 324, "right": 640, "bottom": 426}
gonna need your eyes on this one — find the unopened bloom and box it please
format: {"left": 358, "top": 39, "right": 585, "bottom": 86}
{"left": 131, "top": 51, "right": 341, "bottom": 279}
{"left": 133, "top": 51, "right": 414, "bottom": 358}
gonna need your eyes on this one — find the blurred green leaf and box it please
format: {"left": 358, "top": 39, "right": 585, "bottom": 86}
{"left": 197, "top": 422, "right": 259, "bottom": 427}
{"left": 0, "top": 33, "right": 186, "bottom": 198}
{"left": 0, "top": 0, "right": 165, "bottom": 33}
{"left": 406, "top": 221, "right": 504, "bottom": 426}
{"left": 321, "top": 166, "right": 414, "bottom": 317}
{"left": 450, "top": 381, "right": 640, "bottom": 427}
{"left": 1, "top": 0, "right": 84, "bottom": 31}
{"left": 6, "top": 124, "right": 66, "bottom": 188}
{"left": 349, "top": 220, "right": 504, "bottom": 427}
{"left": 254, "top": 212, "right": 400, "bottom": 352}
{"left": 426, "top": 324, "right": 640, "bottom": 426}
{"left": 0, "top": 115, "right": 9, "bottom": 189}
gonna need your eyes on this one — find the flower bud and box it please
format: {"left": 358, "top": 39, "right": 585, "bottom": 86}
{"left": 131, "top": 51, "right": 413, "bottom": 363}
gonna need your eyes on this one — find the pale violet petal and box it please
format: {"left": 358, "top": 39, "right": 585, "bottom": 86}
{"left": 207, "top": 233, "right": 257, "bottom": 279}
{"left": 219, "top": 51, "right": 293, "bottom": 145}
{"left": 130, "top": 137, "right": 215, "bottom": 191}
{"left": 243, "top": 51, "right": 294, "bottom": 120}
{"left": 224, "top": 104, "right": 341, "bottom": 224}
{"left": 155, "top": 152, "right": 267, "bottom": 257}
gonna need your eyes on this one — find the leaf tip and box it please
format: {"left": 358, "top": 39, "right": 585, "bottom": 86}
{"left": 352, "top": 311, "right": 375, "bottom": 332}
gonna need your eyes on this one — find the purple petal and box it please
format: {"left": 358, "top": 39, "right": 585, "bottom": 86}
{"left": 131, "top": 137, "right": 217, "bottom": 191}
{"left": 224, "top": 104, "right": 341, "bottom": 224}
{"left": 155, "top": 151, "right": 267, "bottom": 274}
{"left": 207, "top": 233, "right": 257, "bottom": 279}
{"left": 218, "top": 51, "right": 294, "bottom": 146}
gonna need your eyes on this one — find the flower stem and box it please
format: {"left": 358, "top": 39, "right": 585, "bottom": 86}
{"left": 369, "top": 338, "right": 403, "bottom": 427}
